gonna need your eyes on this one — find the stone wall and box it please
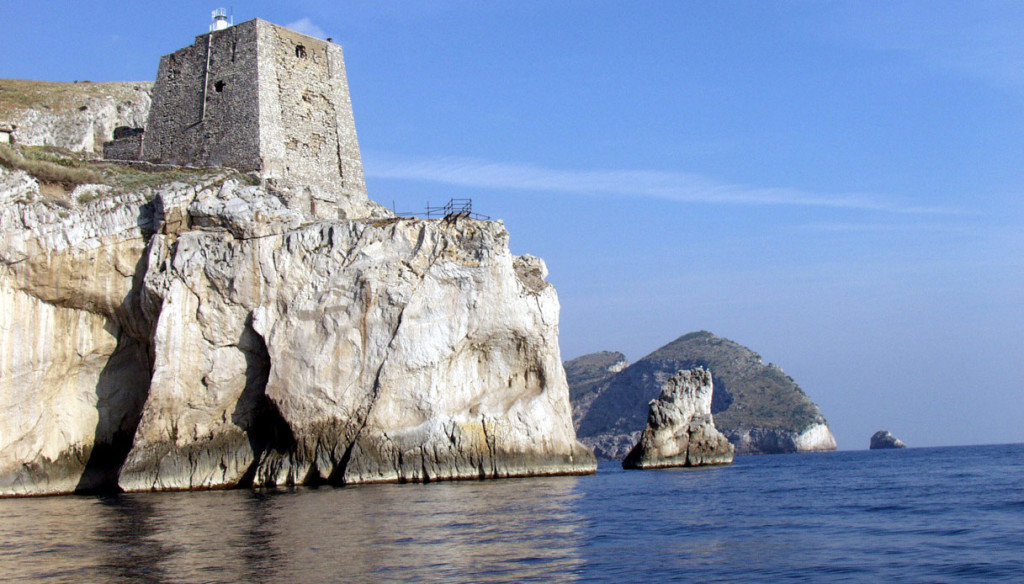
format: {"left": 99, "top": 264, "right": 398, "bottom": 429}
{"left": 256, "top": 21, "right": 367, "bottom": 219}
{"left": 257, "top": 23, "right": 362, "bottom": 194}
{"left": 139, "top": 19, "right": 366, "bottom": 203}
{"left": 141, "top": 21, "right": 262, "bottom": 170}
{"left": 102, "top": 134, "right": 143, "bottom": 160}
{"left": 260, "top": 24, "right": 335, "bottom": 186}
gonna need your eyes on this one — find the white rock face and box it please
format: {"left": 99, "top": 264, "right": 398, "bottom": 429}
{"left": 0, "top": 170, "right": 594, "bottom": 496}
{"left": 727, "top": 422, "right": 838, "bottom": 455}
{"left": 0, "top": 166, "right": 167, "bottom": 495}
{"left": 622, "top": 368, "right": 733, "bottom": 469}
{"left": 2, "top": 83, "right": 152, "bottom": 153}
{"left": 794, "top": 422, "right": 839, "bottom": 452}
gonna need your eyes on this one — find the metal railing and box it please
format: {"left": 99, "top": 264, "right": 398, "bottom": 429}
{"left": 392, "top": 198, "right": 491, "bottom": 222}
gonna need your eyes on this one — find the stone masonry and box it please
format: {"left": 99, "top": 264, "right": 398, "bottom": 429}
{"left": 127, "top": 18, "right": 366, "bottom": 204}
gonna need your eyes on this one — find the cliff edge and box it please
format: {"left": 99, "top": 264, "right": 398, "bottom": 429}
{"left": 0, "top": 156, "right": 595, "bottom": 496}
{"left": 1, "top": 18, "right": 596, "bottom": 496}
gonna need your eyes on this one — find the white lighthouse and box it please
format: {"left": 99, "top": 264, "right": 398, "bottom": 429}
{"left": 210, "top": 8, "right": 231, "bottom": 31}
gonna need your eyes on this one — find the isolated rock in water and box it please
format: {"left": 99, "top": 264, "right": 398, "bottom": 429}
{"left": 870, "top": 430, "right": 907, "bottom": 450}
{"left": 622, "top": 368, "right": 734, "bottom": 469}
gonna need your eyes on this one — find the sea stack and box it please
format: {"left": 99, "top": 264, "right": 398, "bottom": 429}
{"left": 622, "top": 368, "right": 734, "bottom": 469}
{"left": 869, "top": 430, "right": 907, "bottom": 450}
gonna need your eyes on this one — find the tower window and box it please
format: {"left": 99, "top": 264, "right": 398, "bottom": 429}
{"left": 296, "top": 44, "right": 307, "bottom": 58}
{"left": 214, "top": 80, "right": 225, "bottom": 93}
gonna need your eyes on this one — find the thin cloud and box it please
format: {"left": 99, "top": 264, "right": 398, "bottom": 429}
{"left": 365, "top": 155, "right": 965, "bottom": 215}
{"left": 821, "top": 4, "right": 1024, "bottom": 89}
{"left": 799, "top": 222, "right": 967, "bottom": 233}
{"left": 286, "top": 17, "right": 327, "bottom": 39}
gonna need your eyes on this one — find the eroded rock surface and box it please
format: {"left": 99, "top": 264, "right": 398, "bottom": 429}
{"left": 622, "top": 368, "right": 733, "bottom": 469}
{"left": 870, "top": 430, "right": 907, "bottom": 450}
{"left": 0, "top": 168, "right": 595, "bottom": 496}
{"left": 0, "top": 80, "right": 152, "bottom": 153}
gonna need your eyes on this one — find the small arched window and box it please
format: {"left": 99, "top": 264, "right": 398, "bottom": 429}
{"left": 214, "top": 80, "right": 225, "bottom": 93}
{"left": 296, "top": 44, "right": 307, "bottom": 58}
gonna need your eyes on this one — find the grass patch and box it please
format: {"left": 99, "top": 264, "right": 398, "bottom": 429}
{"left": 95, "top": 162, "right": 216, "bottom": 193}
{"left": 1, "top": 143, "right": 260, "bottom": 203}
{"left": 94, "top": 162, "right": 259, "bottom": 195}
{"left": 0, "top": 144, "right": 101, "bottom": 187}
{"left": 0, "top": 79, "right": 152, "bottom": 117}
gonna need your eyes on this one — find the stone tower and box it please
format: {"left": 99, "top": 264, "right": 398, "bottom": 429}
{"left": 140, "top": 18, "right": 366, "bottom": 202}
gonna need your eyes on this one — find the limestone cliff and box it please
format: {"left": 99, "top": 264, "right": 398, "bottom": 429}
{"left": 0, "top": 80, "right": 152, "bottom": 153}
{"left": 0, "top": 164, "right": 595, "bottom": 496}
{"left": 569, "top": 331, "right": 837, "bottom": 459}
{"left": 622, "top": 368, "right": 733, "bottom": 469}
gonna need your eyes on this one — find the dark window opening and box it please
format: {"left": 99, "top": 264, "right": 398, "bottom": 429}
{"left": 168, "top": 56, "right": 179, "bottom": 80}
{"left": 296, "top": 44, "right": 306, "bottom": 58}
{"left": 215, "top": 80, "right": 225, "bottom": 93}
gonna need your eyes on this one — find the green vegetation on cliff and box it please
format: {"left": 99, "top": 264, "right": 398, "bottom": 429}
{"left": 0, "top": 79, "right": 148, "bottom": 117}
{"left": 568, "top": 331, "right": 834, "bottom": 458}
{"left": 0, "top": 144, "right": 257, "bottom": 203}
{"left": 641, "top": 331, "right": 824, "bottom": 432}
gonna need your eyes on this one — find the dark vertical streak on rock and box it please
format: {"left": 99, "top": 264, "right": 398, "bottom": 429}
{"left": 327, "top": 301, "right": 407, "bottom": 485}
{"left": 75, "top": 240, "right": 156, "bottom": 495}
{"left": 231, "top": 315, "right": 294, "bottom": 488}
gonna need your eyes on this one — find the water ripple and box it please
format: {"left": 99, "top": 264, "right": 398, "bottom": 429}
{"left": 0, "top": 444, "right": 1021, "bottom": 582}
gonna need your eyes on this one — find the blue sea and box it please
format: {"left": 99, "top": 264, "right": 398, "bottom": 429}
{"left": 0, "top": 443, "right": 1020, "bottom": 583}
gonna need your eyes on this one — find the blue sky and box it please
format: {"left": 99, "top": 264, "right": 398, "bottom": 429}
{"left": 3, "top": 1, "right": 1022, "bottom": 450}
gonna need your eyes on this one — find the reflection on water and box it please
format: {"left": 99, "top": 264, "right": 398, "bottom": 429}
{"left": 0, "top": 476, "right": 585, "bottom": 583}
{"left": 2, "top": 445, "right": 1021, "bottom": 583}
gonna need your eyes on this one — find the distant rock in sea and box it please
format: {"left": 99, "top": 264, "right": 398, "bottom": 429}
{"left": 568, "top": 331, "right": 838, "bottom": 459}
{"left": 622, "top": 368, "right": 733, "bottom": 469}
{"left": 870, "top": 430, "right": 907, "bottom": 450}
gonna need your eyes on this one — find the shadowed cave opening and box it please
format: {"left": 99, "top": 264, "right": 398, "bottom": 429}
{"left": 74, "top": 334, "right": 153, "bottom": 495}
{"left": 75, "top": 239, "right": 156, "bottom": 495}
{"left": 232, "top": 319, "right": 296, "bottom": 488}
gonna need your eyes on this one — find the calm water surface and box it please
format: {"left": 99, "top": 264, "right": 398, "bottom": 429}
{"left": 0, "top": 444, "right": 1021, "bottom": 583}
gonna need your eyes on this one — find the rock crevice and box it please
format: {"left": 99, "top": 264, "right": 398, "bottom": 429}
{"left": 0, "top": 170, "right": 595, "bottom": 496}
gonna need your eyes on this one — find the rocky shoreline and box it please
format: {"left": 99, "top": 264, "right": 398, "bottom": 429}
{"left": 0, "top": 167, "right": 596, "bottom": 496}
